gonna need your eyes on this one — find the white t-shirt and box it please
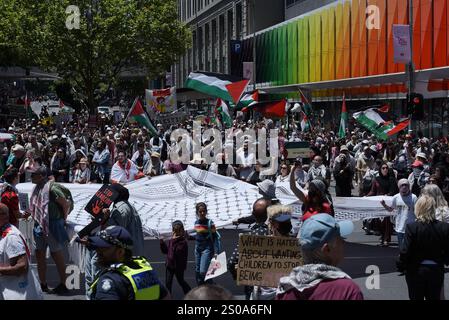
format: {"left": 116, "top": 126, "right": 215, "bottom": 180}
{"left": 110, "top": 160, "right": 139, "bottom": 184}
{"left": 391, "top": 193, "right": 418, "bottom": 234}
{"left": 236, "top": 149, "right": 256, "bottom": 179}
{"left": 0, "top": 225, "right": 43, "bottom": 300}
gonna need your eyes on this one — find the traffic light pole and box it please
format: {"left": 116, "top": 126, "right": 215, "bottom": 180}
{"left": 408, "top": 0, "right": 415, "bottom": 132}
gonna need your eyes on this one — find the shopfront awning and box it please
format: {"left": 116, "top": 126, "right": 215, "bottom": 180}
{"left": 257, "top": 66, "right": 449, "bottom": 100}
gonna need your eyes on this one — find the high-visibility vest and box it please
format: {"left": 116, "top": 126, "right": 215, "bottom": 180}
{"left": 91, "top": 257, "right": 160, "bottom": 300}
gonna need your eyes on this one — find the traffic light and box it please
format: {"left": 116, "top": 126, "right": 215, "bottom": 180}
{"left": 407, "top": 92, "right": 424, "bottom": 120}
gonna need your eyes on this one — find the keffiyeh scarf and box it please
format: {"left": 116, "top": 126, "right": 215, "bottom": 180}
{"left": 29, "top": 180, "right": 51, "bottom": 235}
{"left": 277, "top": 264, "right": 351, "bottom": 295}
{"left": 308, "top": 165, "right": 327, "bottom": 181}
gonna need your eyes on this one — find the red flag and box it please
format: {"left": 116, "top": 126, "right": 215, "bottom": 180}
{"left": 129, "top": 98, "right": 146, "bottom": 116}
{"left": 253, "top": 90, "right": 259, "bottom": 102}
{"left": 225, "top": 79, "right": 250, "bottom": 104}
{"left": 378, "top": 104, "right": 390, "bottom": 113}
{"left": 387, "top": 119, "right": 411, "bottom": 136}
{"left": 254, "top": 100, "right": 287, "bottom": 118}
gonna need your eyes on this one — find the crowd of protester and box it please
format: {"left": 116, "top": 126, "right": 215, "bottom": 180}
{"left": 2, "top": 109, "right": 449, "bottom": 301}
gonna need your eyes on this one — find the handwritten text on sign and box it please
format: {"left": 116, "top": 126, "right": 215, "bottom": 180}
{"left": 84, "top": 185, "right": 118, "bottom": 217}
{"left": 237, "top": 234, "right": 303, "bottom": 287}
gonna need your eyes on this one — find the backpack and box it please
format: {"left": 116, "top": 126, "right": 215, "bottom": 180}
{"left": 51, "top": 182, "right": 74, "bottom": 216}
{"left": 361, "top": 171, "right": 376, "bottom": 196}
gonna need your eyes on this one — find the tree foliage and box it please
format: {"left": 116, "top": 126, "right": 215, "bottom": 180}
{"left": 1, "top": 0, "right": 191, "bottom": 113}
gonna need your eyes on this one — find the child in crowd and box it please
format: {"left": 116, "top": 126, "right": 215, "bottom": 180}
{"left": 159, "top": 220, "right": 191, "bottom": 294}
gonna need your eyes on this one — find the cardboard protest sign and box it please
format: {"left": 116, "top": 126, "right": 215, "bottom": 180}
{"left": 18, "top": 193, "right": 29, "bottom": 211}
{"left": 285, "top": 141, "right": 312, "bottom": 159}
{"left": 237, "top": 234, "right": 303, "bottom": 287}
{"left": 84, "top": 185, "right": 119, "bottom": 217}
{"left": 77, "top": 185, "right": 119, "bottom": 239}
{"left": 205, "top": 251, "right": 227, "bottom": 281}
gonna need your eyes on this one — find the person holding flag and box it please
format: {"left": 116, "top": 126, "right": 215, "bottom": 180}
{"left": 338, "top": 93, "right": 348, "bottom": 139}
{"left": 215, "top": 99, "right": 232, "bottom": 128}
{"left": 299, "top": 88, "right": 313, "bottom": 117}
{"left": 122, "top": 98, "right": 158, "bottom": 136}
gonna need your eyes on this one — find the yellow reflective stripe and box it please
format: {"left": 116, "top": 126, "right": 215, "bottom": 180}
{"left": 134, "top": 285, "right": 160, "bottom": 300}
{"left": 118, "top": 259, "right": 160, "bottom": 300}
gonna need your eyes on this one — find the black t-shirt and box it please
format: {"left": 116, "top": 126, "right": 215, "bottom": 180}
{"left": 11, "top": 155, "right": 25, "bottom": 183}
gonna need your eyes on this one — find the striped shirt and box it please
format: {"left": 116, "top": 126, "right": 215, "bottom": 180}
{"left": 194, "top": 218, "right": 216, "bottom": 247}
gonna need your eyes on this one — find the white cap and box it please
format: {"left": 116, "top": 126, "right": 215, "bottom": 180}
{"left": 11, "top": 144, "right": 25, "bottom": 152}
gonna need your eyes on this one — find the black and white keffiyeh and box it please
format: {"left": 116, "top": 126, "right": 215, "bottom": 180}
{"left": 277, "top": 264, "right": 351, "bottom": 295}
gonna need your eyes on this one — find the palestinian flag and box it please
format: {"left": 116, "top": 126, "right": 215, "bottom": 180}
{"left": 353, "top": 108, "right": 410, "bottom": 140}
{"left": 236, "top": 90, "right": 259, "bottom": 109}
{"left": 299, "top": 89, "right": 313, "bottom": 117}
{"left": 248, "top": 99, "right": 287, "bottom": 118}
{"left": 216, "top": 98, "right": 232, "bottom": 128}
{"left": 185, "top": 72, "right": 249, "bottom": 104}
{"left": 387, "top": 118, "right": 411, "bottom": 136}
{"left": 377, "top": 104, "right": 390, "bottom": 113}
{"left": 338, "top": 94, "right": 348, "bottom": 139}
{"left": 127, "top": 98, "right": 157, "bottom": 135}
{"left": 300, "top": 111, "right": 311, "bottom": 132}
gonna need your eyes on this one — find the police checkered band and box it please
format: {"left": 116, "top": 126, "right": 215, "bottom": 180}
{"left": 99, "top": 230, "right": 133, "bottom": 250}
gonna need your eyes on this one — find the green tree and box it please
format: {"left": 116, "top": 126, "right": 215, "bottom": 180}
{"left": 1, "top": 0, "right": 191, "bottom": 114}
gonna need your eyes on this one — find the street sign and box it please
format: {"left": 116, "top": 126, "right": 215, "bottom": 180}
{"left": 393, "top": 25, "right": 411, "bottom": 64}
{"left": 243, "top": 62, "right": 254, "bottom": 83}
{"left": 285, "top": 141, "right": 312, "bottom": 159}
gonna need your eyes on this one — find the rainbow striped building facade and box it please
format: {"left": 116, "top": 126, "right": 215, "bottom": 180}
{"left": 241, "top": 0, "right": 449, "bottom": 99}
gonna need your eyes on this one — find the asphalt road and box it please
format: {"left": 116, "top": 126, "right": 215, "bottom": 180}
{"left": 36, "top": 220, "right": 449, "bottom": 300}
{"left": 35, "top": 180, "right": 449, "bottom": 300}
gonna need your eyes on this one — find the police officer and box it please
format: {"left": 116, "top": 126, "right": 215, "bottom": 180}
{"left": 88, "top": 226, "right": 170, "bottom": 300}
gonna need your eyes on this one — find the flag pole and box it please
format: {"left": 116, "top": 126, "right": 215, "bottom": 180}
{"left": 120, "top": 97, "right": 137, "bottom": 131}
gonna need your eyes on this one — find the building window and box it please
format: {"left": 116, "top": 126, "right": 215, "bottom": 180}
{"left": 212, "top": 19, "right": 217, "bottom": 72}
{"left": 205, "top": 23, "right": 210, "bottom": 70}
{"left": 286, "top": 0, "right": 307, "bottom": 8}
{"left": 228, "top": 9, "right": 233, "bottom": 39}
{"left": 236, "top": 2, "right": 242, "bottom": 39}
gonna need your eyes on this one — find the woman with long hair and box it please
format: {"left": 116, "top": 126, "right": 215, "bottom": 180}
{"left": 289, "top": 165, "right": 334, "bottom": 221}
{"left": 398, "top": 195, "right": 449, "bottom": 300}
{"left": 420, "top": 184, "right": 449, "bottom": 223}
{"left": 50, "top": 148, "right": 70, "bottom": 182}
{"left": 367, "top": 162, "right": 399, "bottom": 246}
{"left": 275, "top": 163, "right": 291, "bottom": 184}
